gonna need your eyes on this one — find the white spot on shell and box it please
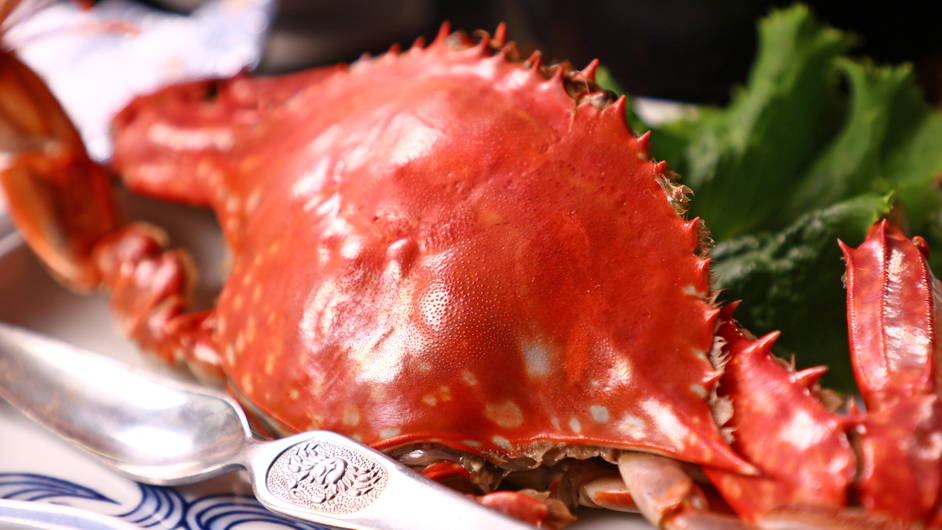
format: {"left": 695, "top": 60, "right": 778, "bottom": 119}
{"left": 241, "top": 374, "right": 253, "bottom": 395}
{"left": 351, "top": 434, "right": 363, "bottom": 442}
{"left": 690, "top": 383, "right": 708, "bottom": 399}
{"left": 569, "top": 417, "right": 582, "bottom": 433}
{"left": 461, "top": 370, "right": 478, "bottom": 386}
{"left": 341, "top": 237, "right": 364, "bottom": 260}
{"left": 551, "top": 417, "right": 561, "bottom": 430}
{"left": 245, "top": 189, "right": 262, "bottom": 214}
{"left": 289, "top": 388, "right": 300, "bottom": 400}
{"left": 148, "top": 123, "right": 234, "bottom": 152}
{"left": 643, "top": 399, "right": 688, "bottom": 451}
{"left": 225, "top": 345, "right": 236, "bottom": 366}
{"left": 313, "top": 194, "right": 340, "bottom": 216}
{"left": 617, "top": 414, "right": 648, "bottom": 438}
{"left": 492, "top": 435, "right": 513, "bottom": 451}
{"left": 385, "top": 113, "right": 444, "bottom": 166}
{"left": 611, "top": 347, "right": 634, "bottom": 382}
{"left": 485, "top": 400, "right": 524, "bottom": 428}
{"left": 380, "top": 428, "right": 401, "bottom": 439}
{"left": 590, "top": 405, "right": 610, "bottom": 423}
{"left": 439, "top": 386, "right": 451, "bottom": 402}
{"left": 463, "top": 440, "right": 482, "bottom": 448}
{"left": 691, "top": 348, "right": 708, "bottom": 361}
{"left": 519, "top": 338, "right": 553, "bottom": 378}
{"left": 292, "top": 158, "right": 330, "bottom": 197}
{"left": 419, "top": 283, "right": 451, "bottom": 331}
{"left": 422, "top": 394, "right": 438, "bottom": 407}
{"left": 371, "top": 385, "right": 387, "bottom": 402}
{"left": 247, "top": 317, "right": 256, "bottom": 344}
{"left": 780, "top": 409, "right": 830, "bottom": 451}
{"left": 343, "top": 406, "right": 361, "bottom": 426}
{"left": 682, "top": 284, "right": 706, "bottom": 298}
{"left": 226, "top": 195, "right": 240, "bottom": 214}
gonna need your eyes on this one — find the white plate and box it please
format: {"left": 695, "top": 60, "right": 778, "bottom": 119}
{"left": 0, "top": 194, "right": 648, "bottom": 529}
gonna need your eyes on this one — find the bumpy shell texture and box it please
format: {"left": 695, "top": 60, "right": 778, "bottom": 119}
{"left": 111, "top": 26, "right": 750, "bottom": 474}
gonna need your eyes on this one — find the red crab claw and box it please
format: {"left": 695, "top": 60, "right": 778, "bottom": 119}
{"left": 703, "top": 219, "right": 942, "bottom": 528}
{"left": 0, "top": 47, "right": 119, "bottom": 290}
{"left": 840, "top": 219, "right": 942, "bottom": 412}
{"left": 0, "top": 35, "right": 220, "bottom": 380}
{"left": 702, "top": 303, "right": 857, "bottom": 525}
{"left": 840, "top": 219, "right": 942, "bottom": 524}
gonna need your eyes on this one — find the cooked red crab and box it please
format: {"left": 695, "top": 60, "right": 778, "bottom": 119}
{"left": 3, "top": 8, "right": 942, "bottom": 529}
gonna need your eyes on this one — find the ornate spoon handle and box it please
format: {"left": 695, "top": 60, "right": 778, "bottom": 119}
{"left": 246, "top": 431, "right": 534, "bottom": 530}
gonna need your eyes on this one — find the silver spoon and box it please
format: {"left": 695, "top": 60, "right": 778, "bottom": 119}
{"left": 0, "top": 321, "right": 534, "bottom": 530}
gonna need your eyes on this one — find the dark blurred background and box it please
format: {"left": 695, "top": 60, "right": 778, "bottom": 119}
{"left": 149, "top": 0, "right": 942, "bottom": 105}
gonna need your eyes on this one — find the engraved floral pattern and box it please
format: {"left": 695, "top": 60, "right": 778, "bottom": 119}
{"left": 266, "top": 439, "right": 388, "bottom": 514}
{"left": 286, "top": 443, "right": 383, "bottom": 504}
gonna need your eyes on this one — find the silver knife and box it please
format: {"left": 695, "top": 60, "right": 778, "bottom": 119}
{"left": 0, "top": 321, "right": 534, "bottom": 530}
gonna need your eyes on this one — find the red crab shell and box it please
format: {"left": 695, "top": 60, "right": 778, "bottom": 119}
{"left": 10, "top": 7, "right": 942, "bottom": 528}
{"left": 108, "top": 26, "right": 751, "bottom": 475}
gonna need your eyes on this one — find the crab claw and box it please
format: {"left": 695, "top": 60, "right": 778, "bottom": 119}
{"left": 0, "top": 50, "right": 120, "bottom": 290}
{"left": 702, "top": 304, "right": 856, "bottom": 522}
{"left": 855, "top": 393, "right": 942, "bottom": 523}
{"left": 840, "top": 219, "right": 942, "bottom": 524}
{"left": 0, "top": 47, "right": 221, "bottom": 379}
{"left": 839, "top": 219, "right": 942, "bottom": 412}
{"left": 705, "top": 219, "right": 942, "bottom": 527}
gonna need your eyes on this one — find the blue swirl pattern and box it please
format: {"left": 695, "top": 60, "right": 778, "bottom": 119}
{"left": 0, "top": 473, "right": 327, "bottom": 530}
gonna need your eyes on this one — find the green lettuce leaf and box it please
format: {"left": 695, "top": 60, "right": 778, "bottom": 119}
{"left": 651, "top": 5, "right": 856, "bottom": 240}
{"left": 597, "top": 4, "right": 942, "bottom": 390}
{"left": 711, "top": 193, "right": 894, "bottom": 391}
{"left": 783, "top": 59, "right": 942, "bottom": 244}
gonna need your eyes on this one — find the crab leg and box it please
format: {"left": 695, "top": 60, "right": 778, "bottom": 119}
{"left": 0, "top": 48, "right": 222, "bottom": 380}
{"left": 701, "top": 304, "right": 857, "bottom": 523}
{"left": 92, "top": 223, "right": 222, "bottom": 380}
{"left": 613, "top": 452, "right": 755, "bottom": 529}
{"left": 698, "top": 310, "right": 908, "bottom": 529}
{"left": 477, "top": 491, "right": 576, "bottom": 530}
{"left": 578, "top": 467, "right": 640, "bottom": 513}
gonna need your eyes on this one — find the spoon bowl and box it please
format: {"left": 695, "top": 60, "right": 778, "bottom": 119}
{"left": 0, "top": 323, "right": 248, "bottom": 483}
{"left": 0, "top": 321, "right": 534, "bottom": 530}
